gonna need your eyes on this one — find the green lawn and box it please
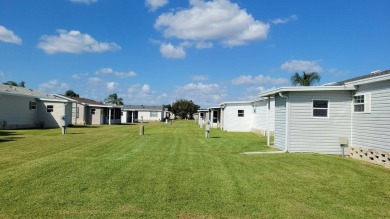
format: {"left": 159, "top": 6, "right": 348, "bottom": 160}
{"left": 0, "top": 121, "right": 389, "bottom": 218}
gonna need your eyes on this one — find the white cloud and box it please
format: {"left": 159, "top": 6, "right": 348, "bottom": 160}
{"left": 231, "top": 74, "right": 288, "bottom": 85}
{"left": 145, "top": 0, "right": 168, "bottom": 12}
{"left": 154, "top": 0, "right": 269, "bottom": 47}
{"left": 192, "top": 75, "right": 208, "bottom": 81}
{"left": 0, "top": 25, "right": 22, "bottom": 45}
{"left": 38, "top": 80, "right": 69, "bottom": 94}
{"left": 0, "top": 71, "right": 4, "bottom": 77}
{"left": 128, "top": 84, "right": 152, "bottom": 95}
{"left": 69, "top": 0, "right": 98, "bottom": 4}
{"left": 160, "top": 43, "right": 186, "bottom": 59}
{"left": 271, "top": 15, "right": 298, "bottom": 24}
{"left": 96, "top": 68, "right": 137, "bottom": 78}
{"left": 107, "top": 82, "right": 119, "bottom": 91}
{"left": 38, "top": 29, "right": 121, "bottom": 54}
{"left": 281, "top": 60, "right": 323, "bottom": 73}
{"left": 174, "top": 82, "right": 227, "bottom": 107}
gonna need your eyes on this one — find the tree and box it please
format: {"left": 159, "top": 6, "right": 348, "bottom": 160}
{"left": 104, "top": 93, "right": 124, "bottom": 105}
{"left": 171, "top": 99, "right": 200, "bottom": 119}
{"left": 65, "top": 90, "right": 79, "bottom": 97}
{"left": 3, "top": 81, "right": 25, "bottom": 87}
{"left": 291, "top": 72, "right": 321, "bottom": 86}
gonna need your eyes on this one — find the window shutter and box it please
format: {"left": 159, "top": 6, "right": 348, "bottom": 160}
{"left": 364, "top": 93, "right": 371, "bottom": 113}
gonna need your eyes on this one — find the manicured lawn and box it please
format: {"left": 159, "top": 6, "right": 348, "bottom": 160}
{"left": 0, "top": 121, "right": 389, "bottom": 218}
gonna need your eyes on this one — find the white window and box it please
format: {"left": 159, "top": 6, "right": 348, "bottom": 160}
{"left": 354, "top": 93, "right": 371, "bottom": 113}
{"left": 313, "top": 100, "right": 328, "bottom": 117}
{"left": 150, "top": 111, "right": 157, "bottom": 117}
{"left": 29, "top": 101, "right": 37, "bottom": 110}
{"left": 47, "top": 105, "right": 54, "bottom": 113}
{"left": 238, "top": 110, "right": 244, "bottom": 117}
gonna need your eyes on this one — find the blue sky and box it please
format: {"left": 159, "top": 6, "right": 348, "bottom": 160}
{"left": 0, "top": 0, "right": 389, "bottom": 107}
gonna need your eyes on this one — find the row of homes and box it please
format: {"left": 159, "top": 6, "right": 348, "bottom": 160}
{"left": 0, "top": 87, "right": 166, "bottom": 129}
{"left": 198, "top": 70, "right": 390, "bottom": 167}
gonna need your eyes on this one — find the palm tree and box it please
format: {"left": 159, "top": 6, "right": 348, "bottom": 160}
{"left": 291, "top": 72, "right": 321, "bottom": 86}
{"left": 104, "top": 93, "right": 124, "bottom": 105}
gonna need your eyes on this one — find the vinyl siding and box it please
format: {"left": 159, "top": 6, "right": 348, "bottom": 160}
{"left": 352, "top": 80, "right": 390, "bottom": 152}
{"left": 0, "top": 95, "right": 37, "bottom": 128}
{"left": 288, "top": 91, "right": 352, "bottom": 154}
{"left": 274, "top": 96, "right": 286, "bottom": 150}
{"left": 138, "top": 111, "right": 162, "bottom": 121}
{"left": 223, "top": 103, "right": 253, "bottom": 132}
{"left": 251, "top": 99, "right": 275, "bottom": 134}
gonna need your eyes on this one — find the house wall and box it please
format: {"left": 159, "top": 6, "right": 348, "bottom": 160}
{"left": 138, "top": 111, "right": 162, "bottom": 121}
{"left": 37, "top": 101, "right": 69, "bottom": 128}
{"left": 89, "top": 107, "right": 103, "bottom": 125}
{"left": 288, "top": 91, "right": 352, "bottom": 154}
{"left": 352, "top": 80, "right": 390, "bottom": 152}
{"left": 0, "top": 94, "right": 38, "bottom": 129}
{"left": 121, "top": 111, "right": 128, "bottom": 123}
{"left": 222, "top": 103, "right": 253, "bottom": 132}
{"left": 251, "top": 99, "right": 275, "bottom": 135}
{"left": 274, "top": 96, "right": 287, "bottom": 150}
{"left": 71, "top": 103, "right": 86, "bottom": 125}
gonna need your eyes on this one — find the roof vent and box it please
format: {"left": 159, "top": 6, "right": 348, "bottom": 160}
{"left": 370, "top": 70, "right": 381, "bottom": 74}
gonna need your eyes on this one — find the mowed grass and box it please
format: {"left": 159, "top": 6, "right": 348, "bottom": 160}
{"left": 0, "top": 121, "right": 389, "bottom": 218}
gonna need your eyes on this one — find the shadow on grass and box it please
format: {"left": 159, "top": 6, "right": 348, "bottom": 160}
{"left": 67, "top": 125, "right": 101, "bottom": 129}
{"left": 0, "top": 131, "right": 24, "bottom": 142}
{"left": 210, "top": 136, "right": 221, "bottom": 139}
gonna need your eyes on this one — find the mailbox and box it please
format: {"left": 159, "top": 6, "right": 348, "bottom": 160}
{"left": 339, "top": 137, "right": 348, "bottom": 146}
{"left": 205, "top": 121, "right": 210, "bottom": 138}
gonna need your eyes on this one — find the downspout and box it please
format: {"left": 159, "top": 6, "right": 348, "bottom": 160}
{"left": 267, "top": 96, "right": 271, "bottom": 146}
{"left": 279, "top": 92, "right": 289, "bottom": 153}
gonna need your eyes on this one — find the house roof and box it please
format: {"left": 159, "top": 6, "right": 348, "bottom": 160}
{"left": 334, "top": 69, "right": 390, "bottom": 86}
{"left": 0, "top": 85, "right": 67, "bottom": 102}
{"left": 259, "top": 86, "right": 356, "bottom": 97}
{"left": 123, "top": 105, "right": 163, "bottom": 111}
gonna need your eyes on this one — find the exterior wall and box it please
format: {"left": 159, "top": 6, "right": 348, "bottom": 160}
{"left": 222, "top": 103, "right": 253, "bottom": 132}
{"left": 89, "top": 107, "right": 103, "bottom": 125}
{"left": 138, "top": 111, "right": 162, "bottom": 121}
{"left": 251, "top": 99, "right": 275, "bottom": 135}
{"left": 37, "top": 101, "right": 69, "bottom": 128}
{"left": 288, "top": 91, "right": 352, "bottom": 154}
{"left": 0, "top": 94, "right": 38, "bottom": 129}
{"left": 274, "top": 96, "right": 287, "bottom": 150}
{"left": 71, "top": 103, "right": 86, "bottom": 125}
{"left": 352, "top": 80, "right": 390, "bottom": 152}
{"left": 121, "top": 111, "right": 128, "bottom": 123}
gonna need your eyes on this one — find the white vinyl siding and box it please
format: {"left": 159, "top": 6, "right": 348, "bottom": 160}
{"left": 352, "top": 80, "right": 390, "bottom": 152}
{"left": 0, "top": 95, "right": 38, "bottom": 128}
{"left": 288, "top": 91, "right": 352, "bottom": 154}
{"left": 222, "top": 103, "right": 253, "bottom": 132}
{"left": 251, "top": 99, "right": 275, "bottom": 135}
{"left": 274, "top": 96, "right": 286, "bottom": 150}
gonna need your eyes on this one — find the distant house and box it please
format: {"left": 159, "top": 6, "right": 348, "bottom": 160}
{"left": 54, "top": 95, "right": 122, "bottom": 125}
{"left": 122, "top": 105, "right": 164, "bottom": 123}
{"left": 0, "top": 85, "right": 72, "bottom": 129}
{"left": 259, "top": 70, "right": 390, "bottom": 167}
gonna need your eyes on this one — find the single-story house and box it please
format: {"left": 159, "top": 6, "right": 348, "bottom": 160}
{"left": 0, "top": 85, "right": 72, "bottom": 129}
{"left": 121, "top": 105, "right": 164, "bottom": 123}
{"left": 54, "top": 95, "right": 122, "bottom": 125}
{"left": 259, "top": 70, "right": 390, "bottom": 167}
{"left": 219, "top": 98, "right": 275, "bottom": 135}
{"left": 197, "top": 109, "right": 210, "bottom": 127}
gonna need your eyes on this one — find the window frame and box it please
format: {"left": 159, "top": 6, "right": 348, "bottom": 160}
{"left": 312, "top": 99, "right": 329, "bottom": 118}
{"left": 237, "top": 110, "right": 244, "bottom": 117}
{"left": 91, "top": 108, "right": 96, "bottom": 115}
{"left": 150, "top": 111, "right": 158, "bottom": 117}
{"left": 29, "top": 101, "right": 37, "bottom": 110}
{"left": 353, "top": 93, "right": 371, "bottom": 113}
{"left": 46, "top": 105, "right": 54, "bottom": 113}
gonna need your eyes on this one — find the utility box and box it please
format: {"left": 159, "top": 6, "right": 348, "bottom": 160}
{"left": 339, "top": 137, "right": 348, "bottom": 146}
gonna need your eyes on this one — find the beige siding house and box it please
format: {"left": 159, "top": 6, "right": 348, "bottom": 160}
{"left": 0, "top": 85, "right": 71, "bottom": 129}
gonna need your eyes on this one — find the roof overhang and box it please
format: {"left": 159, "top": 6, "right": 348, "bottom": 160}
{"left": 344, "top": 73, "right": 390, "bottom": 86}
{"left": 38, "top": 98, "right": 69, "bottom": 103}
{"left": 259, "top": 86, "right": 356, "bottom": 97}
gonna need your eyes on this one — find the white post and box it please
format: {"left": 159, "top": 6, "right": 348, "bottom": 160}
{"left": 108, "top": 108, "right": 112, "bottom": 125}
{"left": 267, "top": 97, "right": 271, "bottom": 146}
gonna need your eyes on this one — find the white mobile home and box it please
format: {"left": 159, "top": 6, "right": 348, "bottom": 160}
{"left": 259, "top": 70, "right": 390, "bottom": 167}
{"left": 122, "top": 105, "right": 163, "bottom": 123}
{"left": 220, "top": 101, "right": 254, "bottom": 132}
